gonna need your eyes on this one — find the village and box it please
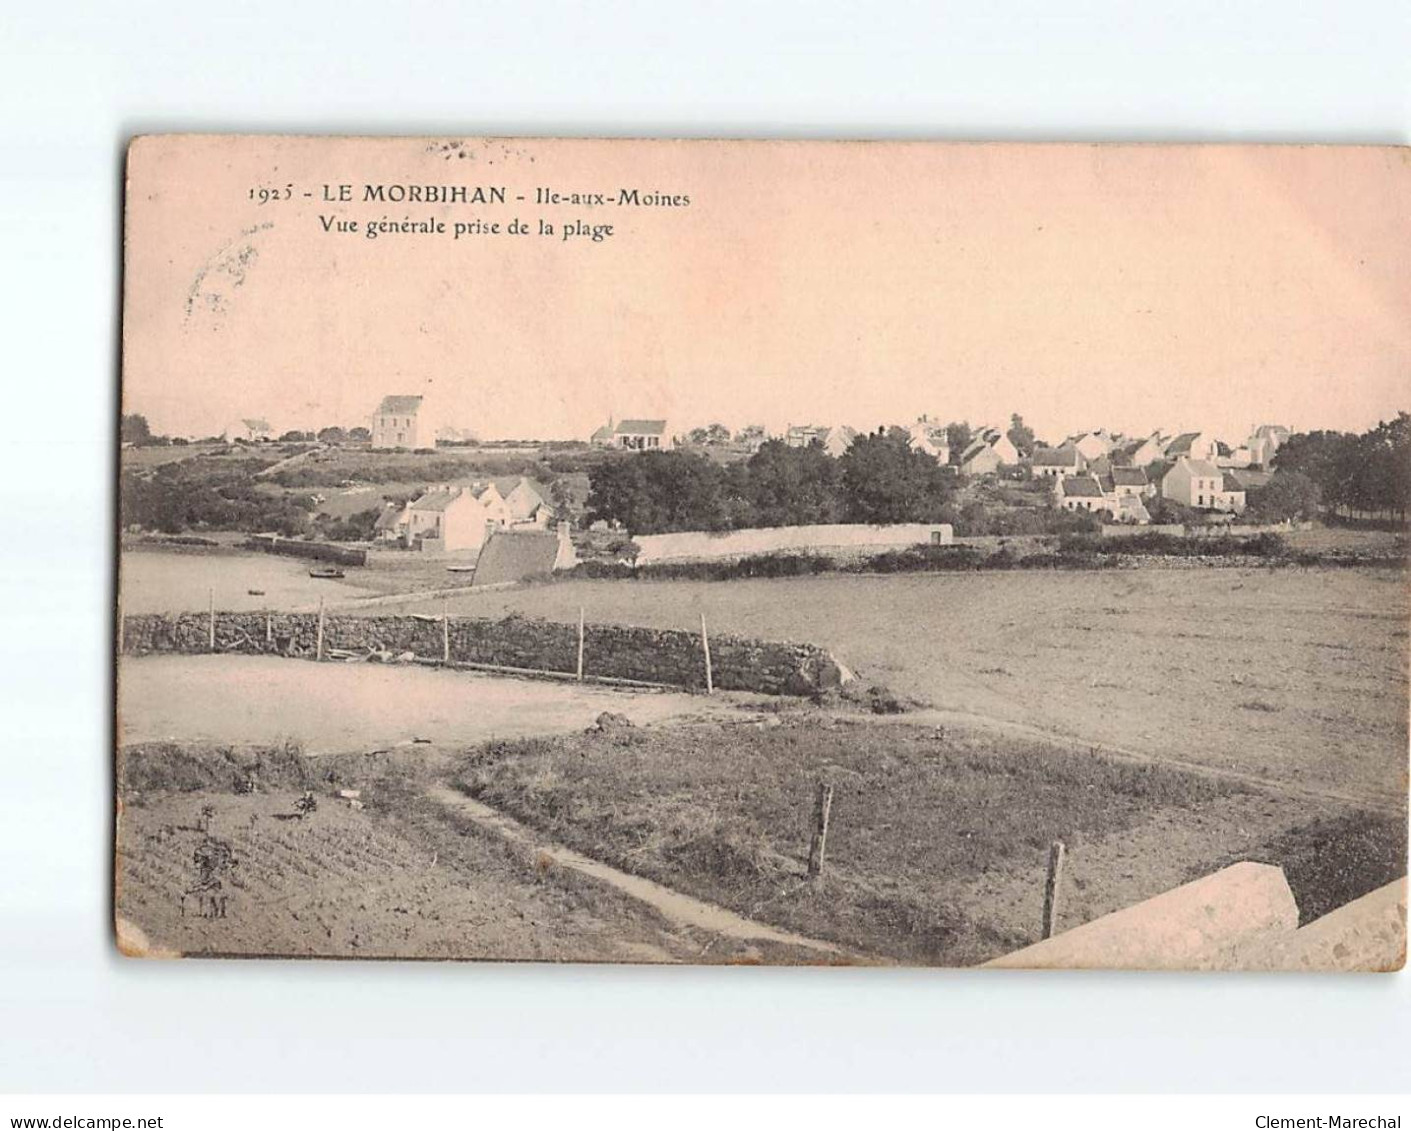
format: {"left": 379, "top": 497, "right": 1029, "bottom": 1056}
{"left": 140, "top": 392, "right": 1328, "bottom": 590}
{"left": 115, "top": 392, "right": 1408, "bottom": 969}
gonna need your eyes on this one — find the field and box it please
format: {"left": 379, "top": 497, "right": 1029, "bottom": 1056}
{"left": 115, "top": 528, "right": 1409, "bottom": 964}
{"left": 397, "top": 566, "right": 1410, "bottom": 804}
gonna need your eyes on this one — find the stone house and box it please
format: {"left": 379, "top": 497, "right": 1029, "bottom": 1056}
{"left": 405, "top": 481, "right": 510, "bottom": 553}
{"left": 372, "top": 395, "right": 432, "bottom": 450}
{"left": 1031, "top": 444, "right": 1086, "bottom": 479}
{"left": 1161, "top": 457, "right": 1226, "bottom": 509}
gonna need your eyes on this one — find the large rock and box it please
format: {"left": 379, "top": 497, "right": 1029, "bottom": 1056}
{"left": 985, "top": 862, "right": 1300, "bottom": 971}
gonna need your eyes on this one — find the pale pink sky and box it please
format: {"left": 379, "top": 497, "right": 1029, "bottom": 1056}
{"left": 123, "top": 137, "right": 1411, "bottom": 444}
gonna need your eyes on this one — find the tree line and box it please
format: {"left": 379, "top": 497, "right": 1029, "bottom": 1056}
{"left": 1271, "top": 414, "right": 1411, "bottom": 522}
{"left": 586, "top": 431, "right": 956, "bottom": 533}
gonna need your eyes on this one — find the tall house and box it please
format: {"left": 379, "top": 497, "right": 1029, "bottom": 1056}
{"left": 372, "top": 395, "right": 429, "bottom": 449}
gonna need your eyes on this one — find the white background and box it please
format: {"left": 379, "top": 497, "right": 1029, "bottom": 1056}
{"left": 1, "top": 0, "right": 1407, "bottom": 1095}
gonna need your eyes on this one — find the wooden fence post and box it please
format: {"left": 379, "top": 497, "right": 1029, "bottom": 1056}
{"left": 807, "top": 782, "right": 834, "bottom": 879}
{"left": 208, "top": 589, "right": 216, "bottom": 652}
{"left": 442, "top": 597, "right": 451, "bottom": 664}
{"left": 576, "top": 606, "right": 585, "bottom": 681}
{"left": 1042, "top": 840, "right": 1066, "bottom": 940}
{"left": 316, "top": 597, "right": 325, "bottom": 661}
{"left": 700, "top": 612, "right": 714, "bottom": 695}
{"left": 265, "top": 611, "right": 272, "bottom": 648}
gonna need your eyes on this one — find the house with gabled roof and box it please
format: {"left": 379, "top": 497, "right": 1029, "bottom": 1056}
{"left": 1160, "top": 457, "right": 1225, "bottom": 510}
{"left": 589, "top": 418, "right": 617, "bottom": 447}
{"left": 1064, "top": 430, "right": 1114, "bottom": 463}
{"left": 372, "top": 395, "right": 432, "bottom": 450}
{"left": 405, "top": 481, "right": 510, "bottom": 553}
{"left": 785, "top": 424, "right": 857, "bottom": 458}
{"left": 1031, "top": 444, "right": 1086, "bottom": 479}
{"left": 1217, "top": 473, "right": 1248, "bottom": 514}
{"left": 958, "top": 438, "right": 1001, "bottom": 477}
{"left": 1113, "top": 431, "right": 1167, "bottom": 468}
{"left": 1108, "top": 466, "right": 1153, "bottom": 498}
{"left": 1056, "top": 474, "right": 1108, "bottom": 514}
{"left": 907, "top": 418, "right": 950, "bottom": 463}
{"left": 493, "top": 476, "right": 555, "bottom": 528}
{"left": 614, "top": 419, "right": 673, "bottom": 451}
{"left": 1163, "top": 431, "right": 1217, "bottom": 463}
{"left": 372, "top": 501, "right": 410, "bottom": 543}
{"left": 1246, "top": 424, "right": 1291, "bottom": 467}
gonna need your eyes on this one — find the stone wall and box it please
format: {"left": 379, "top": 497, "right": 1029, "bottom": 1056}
{"left": 119, "top": 611, "right": 846, "bottom": 697}
{"left": 632, "top": 523, "right": 953, "bottom": 566}
{"left": 244, "top": 535, "right": 368, "bottom": 566}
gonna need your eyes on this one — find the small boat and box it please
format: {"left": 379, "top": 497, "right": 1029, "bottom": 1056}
{"left": 247, "top": 588, "right": 266, "bottom": 596}
{"left": 308, "top": 567, "right": 345, "bottom": 579}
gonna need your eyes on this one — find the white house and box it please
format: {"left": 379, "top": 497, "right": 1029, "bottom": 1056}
{"left": 1217, "top": 473, "right": 1248, "bottom": 514}
{"left": 494, "top": 476, "right": 554, "bottom": 528}
{"left": 405, "top": 481, "right": 511, "bottom": 553}
{"left": 1163, "top": 432, "right": 1217, "bottom": 463}
{"left": 1115, "top": 432, "right": 1167, "bottom": 468}
{"left": 1246, "top": 424, "right": 1291, "bottom": 468}
{"left": 1065, "top": 430, "right": 1114, "bottom": 463}
{"left": 907, "top": 419, "right": 950, "bottom": 463}
{"left": 980, "top": 428, "right": 1021, "bottom": 465}
{"left": 614, "top": 419, "right": 673, "bottom": 451}
{"left": 1161, "top": 457, "right": 1226, "bottom": 510}
{"left": 1056, "top": 475, "right": 1108, "bottom": 513}
{"left": 1031, "top": 445, "right": 1085, "bottom": 479}
{"left": 958, "top": 438, "right": 1001, "bottom": 477}
{"left": 785, "top": 424, "right": 857, "bottom": 458}
{"left": 372, "top": 395, "right": 433, "bottom": 450}
{"left": 1106, "top": 466, "right": 1153, "bottom": 499}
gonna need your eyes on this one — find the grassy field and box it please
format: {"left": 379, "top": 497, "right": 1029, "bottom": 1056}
{"left": 402, "top": 566, "right": 1409, "bottom": 804}
{"left": 452, "top": 716, "right": 1403, "bottom": 964}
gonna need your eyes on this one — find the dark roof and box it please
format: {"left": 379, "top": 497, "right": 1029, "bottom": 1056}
{"left": 1032, "top": 445, "right": 1081, "bottom": 466}
{"left": 373, "top": 503, "right": 405, "bottom": 530}
{"left": 1062, "top": 475, "right": 1104, "bottom": 498}
{"left": 616, "top": 419, "right": 667, "bottom": 435}
{"left": 376, "top": 395, "right": 424, "bottom": 415}
{"left": 1111, "top": 467, "right": 1148, "bottom": 487}
{"left": 1222, "top": 473, "right": 1247, "bottom": 493}
{"left": 472, "top": 531, "right": 561, "bottom": 587}
{"left": 1165, "top": 432, "right": 1201, "bottom": 455}
{"left": 409, "top": 487, "right": 459, "bottom": 512}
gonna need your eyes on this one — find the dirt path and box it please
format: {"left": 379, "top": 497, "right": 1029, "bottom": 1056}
{"left": 426, "top": 784, "right": 849, "bottom": 958}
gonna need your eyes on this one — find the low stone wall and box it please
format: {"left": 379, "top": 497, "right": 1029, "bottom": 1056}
{"left": 119, "top": 611, "right": 846, "bottom": 697}
{"left": 632, "top": 523, "right": 953, "bottom": 566}
{"left": 244, "top": 536, "right": 368, "bottom": 566}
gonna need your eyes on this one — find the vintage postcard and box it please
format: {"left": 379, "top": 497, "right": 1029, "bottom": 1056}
{"left": 117, "top": 135, "right": 1408, "bottom": 968}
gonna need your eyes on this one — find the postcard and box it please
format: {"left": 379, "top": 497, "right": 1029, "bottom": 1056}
{"left": 117, "top": 135, "right": 1407, "bottom": 967}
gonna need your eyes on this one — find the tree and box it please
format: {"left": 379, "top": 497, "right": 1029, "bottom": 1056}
{"left": 838, "top": 429, "right": 953, "bottom": 523}
{"left": 944, "top": 422, "right": 973, "bottom": 464}
{"left": 585, "top": 450, "right": 729, "bottom": 533}
{"left": 1245, "top": 471, "right": 1322, "bottom": 523}
{"left": 121, "top": 413, "right": 153, "bottom": 444}
{"left": 348, "top": 426, "right": 372, "bottom": 443}
{"left": 1006, "top": 414, "right": 1036, "bottom": 458}
{"left": 316, "top": 426, "right": 347, "bottom": 444}
{"left": 743, "top": 439, "right": 843, "bottom": 526}
{"left": 687, "top": 423, "right": 732, "bottom": 446}
{"left": 279, "top": 430, "right": 313, "bottom": 443}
